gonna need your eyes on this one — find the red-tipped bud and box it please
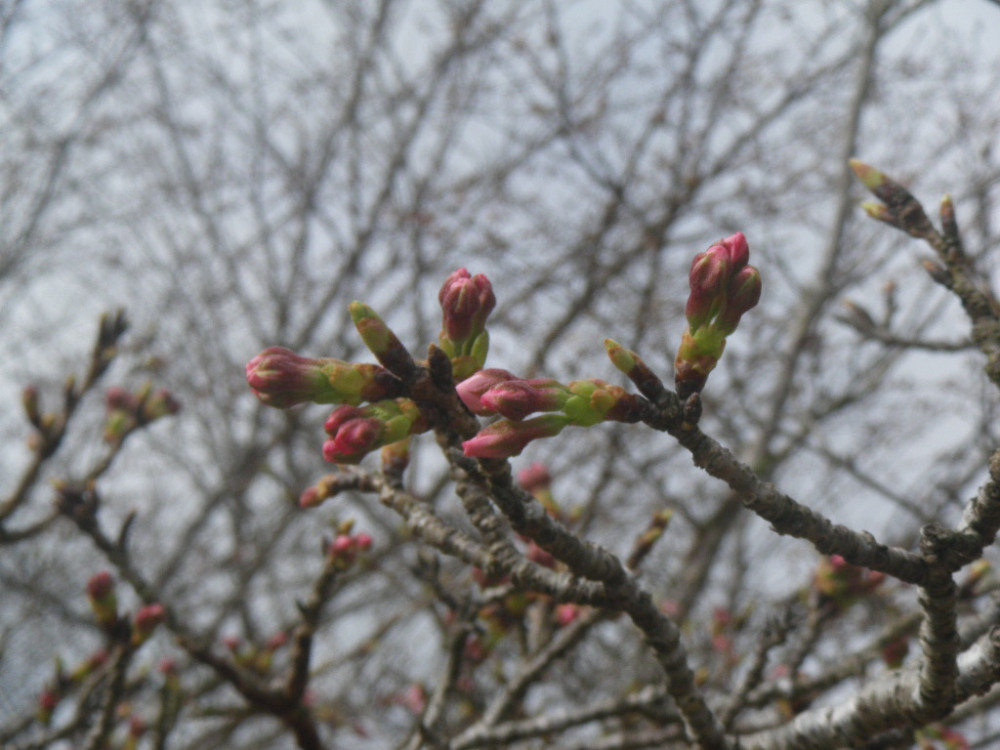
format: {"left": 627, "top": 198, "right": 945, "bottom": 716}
{"left": 322, "top": 400, "right": 427, "bottom": 464}
{"left": 323, "top": 407, "right": 383, "bottom": 464}
{"left": 462, "top": 414, "right": 571, "bottom": 458}
{"left": 715, "top": 265, "right": 762, "bottom": 334}
{"left": 132, "top": 604, "right": 166, "bottom": 645}
{"left": 518, "top": 463, "right": 552, "bottom": 493}
{"left": 455, "top": 368, "right": 517, "bottom": 414}
{"left": 480, "top": 378, "right": 569, "bottom": 420}
{"left": 246, "top": 346, "right": 399, "bottom": 409}
{"left": 438, "top": 268, "right": 496, "bottom": 348}
{"left": 882, "top": 637, "right": 909, "bottom": 668}
{"left": 22, "top": 385, "right": 41, "bottom": 425}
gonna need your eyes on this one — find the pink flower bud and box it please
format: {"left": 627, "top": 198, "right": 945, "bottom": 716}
{"left": 265, "top": 631, "right": 288, "bottom": 651}
{"left": 462, "top": 414, "right": 571, "bottom": 459}
{"left": 438, "top": 268, "right": 496, "bottom": 347}
{"left": 140, "top": 388, "right": 182, "bottom": 421}
{"left": 455, "top": 368, "right": 517, "bottom": 414}
{"left": 246, "top": 347, "right": 398, "bottom": 408}
{"left": 555, "top": 603, "right": 581, "bottom": 627}
{"left": 322, "top": 400, "right": 427, "bottom": 464}
{"left": 355, "top": 532, "right": 373, "bottom": 551}
{"left": 714, "top": 265, "right": 762, "bottom": 334}
{"left": 479, "top": 378, "right": 568, "bottom": 420}
{"left": 323, "top": 408, "right": 384, "bottom": 464}
{"left": 719, "top": 232, "right": 749, "bottom": 269}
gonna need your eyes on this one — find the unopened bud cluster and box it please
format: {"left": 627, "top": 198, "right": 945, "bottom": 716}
{"left": 104, "top": 384, "right": 181, "bottom": 443}
{"left": 674, "top": 232, "right": 761, "bottom": 398}
{"left": 813, "top": 554, "right": 886, "bottom": 613}
{"left": 438, "top": 268, "right": 496, "bottom": 381}
{"left": 85, "top": 571, "right": 166, "bottom": 644}
{"left": 457, "top": 369, "right": 643, "bottom": 458}
{"left": 248, "top": 240, "right": 760, "bottom": 466}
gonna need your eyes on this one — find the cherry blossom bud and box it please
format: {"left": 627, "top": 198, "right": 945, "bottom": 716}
{"left": 714, "top": 265, "right": 762, "bottom": 335}
{"left": 323, "top": 400, "right": 427, "bottom": 464}
{"left": 132, "top": 603, "right": 166, "bottom": 645}
{"left": 246, "top": 346, "right": 399, "bottom": 408}
{"left": 438, "top": 268, "right": 496, "bottom": 349}
{"left": 462, "top": 414, "right": 571, "bottom": 458}
{"left": 456, "top": 368, "right": 517, "bottom": 414}
{"left": 87, "top": 571, "right": 118, "bottom": 628}
{"left": 686, "top": 253, "right": 729, "bottom": 332}
{"left": 323, "top": 408, "right": 382, "bottom": 464}
{"left": 480, "top": 378, "right": 569, "bottom": 420}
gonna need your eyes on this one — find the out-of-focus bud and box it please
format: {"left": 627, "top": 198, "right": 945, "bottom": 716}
{"left": 438, "top": 268, "right": 496, "bottom": 349}
{"left": 518, "top": 463, "right": 560, "bottom": 517}
{"left": 22, "top": 385, "right": 41, "bottom": 426}
{"left": 105, "top": 386, "right": 137, "bottom": 412}
{"left": 881, "top": 636, "right": 909, "bottom": 668}
{"left": 462, "top": 414, "right": 571, "bottom": 459}
{"left": 246, "top": 346, "right": 400, "bottom": 408}
{"left": 915, "top": 724, "right": 969, "bottom": 750}
{"left": 87, "top": 571, "right": 119, "bottom": 629}
{"left": 327, "top": 531, "right": 373, "bottom": 569}
{"left": 861, "top": 201, "right": 894, "bottom": 224}
{"left": 38, "top": 688, "right": 60, "bottom": 725}
{"left": 69, "top": 649, "right": 108, "bottom": 682}
{"left": 518, "top": 463, "right": 551, "bottom": 493}
{"left": 813, "top": 554, "right": 884, "bottom": 613}
{"left": 323, "top": 407, "right": 382, "bottom": 464}
{"left": 456, "top": 368, "right": 517, "bottom": 414}
{"left": 125, "top": 716, "right": 147, "bottom": 750}
{"left": 132, "top": 603, "right": 166, "bottom": 645}
{"left": 140, "top": 388, "right": 182, "bottom": 421}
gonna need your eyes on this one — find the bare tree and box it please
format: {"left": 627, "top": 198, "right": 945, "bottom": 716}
{"left": 2, "top": 0, "right": 1000, "bottom": 748}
